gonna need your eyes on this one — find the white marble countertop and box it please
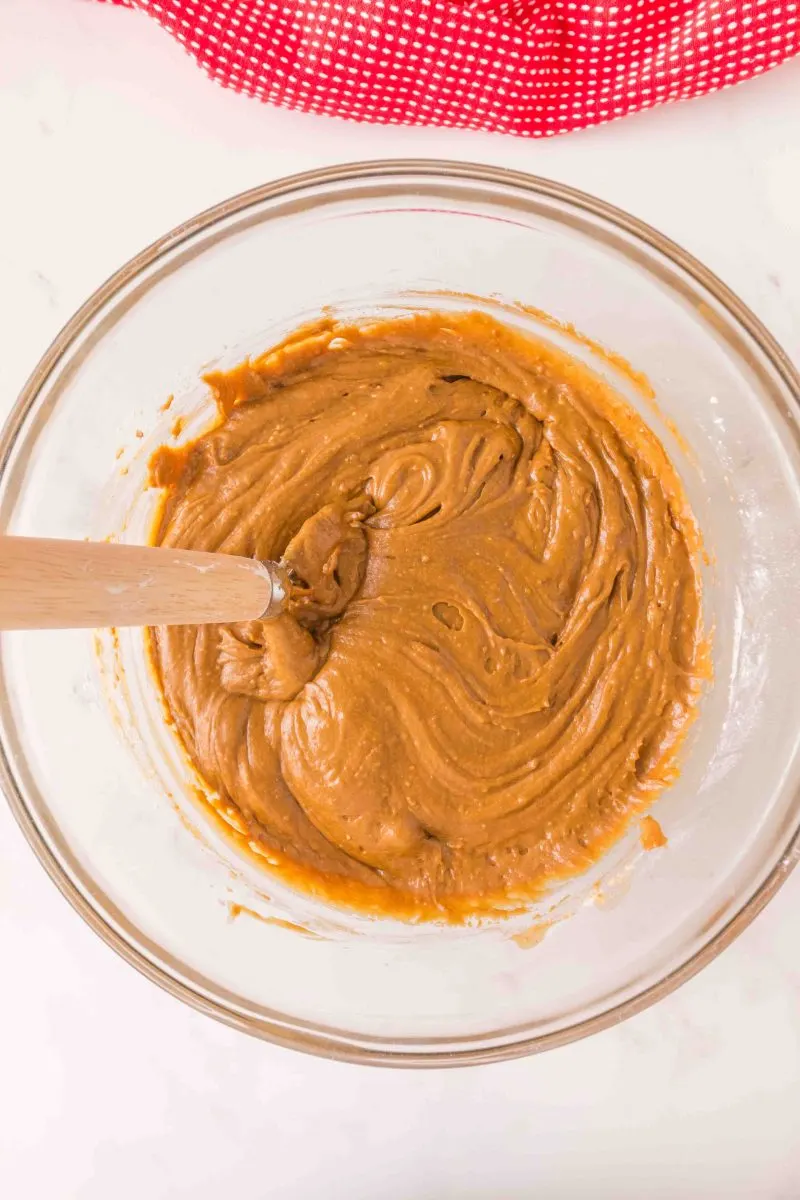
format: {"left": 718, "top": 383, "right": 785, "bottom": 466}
{"left": 2, "top": 1, "right": 800, "bottom": 1196}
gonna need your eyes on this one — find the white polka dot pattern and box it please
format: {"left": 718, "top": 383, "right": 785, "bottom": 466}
{"left": 101, "top": 0, "right": 799, "bottom": 136}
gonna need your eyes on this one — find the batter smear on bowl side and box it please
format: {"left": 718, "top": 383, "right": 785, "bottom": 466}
{"left": 148, "top": 311, "right": 708, "bottom": 920}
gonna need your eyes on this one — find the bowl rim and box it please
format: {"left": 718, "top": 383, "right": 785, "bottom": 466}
{"left": 2, "top": 158, "right": 800, "bottom": 1067}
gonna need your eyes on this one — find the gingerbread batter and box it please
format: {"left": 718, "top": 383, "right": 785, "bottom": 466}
{"left": 149, "top": 311, "right": 706, "bottom": 920}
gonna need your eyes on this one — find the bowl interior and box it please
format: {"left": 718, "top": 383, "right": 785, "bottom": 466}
{"left": 2, "top": 164, "right": 800, "bottom": 1063}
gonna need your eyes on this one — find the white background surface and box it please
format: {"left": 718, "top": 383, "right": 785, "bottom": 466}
{"left": 1, "top": 1, "right": 800, "bottom": 1196}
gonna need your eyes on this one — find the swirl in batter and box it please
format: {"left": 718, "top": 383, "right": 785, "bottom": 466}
{"left": 149, "top": 311, "right": 706, "bottom": 920}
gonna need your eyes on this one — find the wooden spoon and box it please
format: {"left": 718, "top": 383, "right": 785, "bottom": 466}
{"left": 0, "top": 536, "right": 289, "bottom": 630}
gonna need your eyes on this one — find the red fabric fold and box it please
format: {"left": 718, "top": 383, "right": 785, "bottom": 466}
{"left": 103, "top": 0, "right": 799, "bottom": 136}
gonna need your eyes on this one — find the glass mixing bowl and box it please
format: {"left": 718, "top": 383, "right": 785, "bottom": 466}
{"left": 2, "top": 161, "right": 800, "bottom": 1066}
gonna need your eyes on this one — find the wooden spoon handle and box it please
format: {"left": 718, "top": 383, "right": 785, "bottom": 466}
{"left": 0, "top": 536, "right": 286, "bottom": 630}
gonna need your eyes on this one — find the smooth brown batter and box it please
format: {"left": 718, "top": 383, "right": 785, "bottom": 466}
{"left": 149, "top": 311, "right": 707, "bottom": 920}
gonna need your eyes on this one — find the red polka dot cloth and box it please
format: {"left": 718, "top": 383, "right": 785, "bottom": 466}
{"left": 103, "top": 0, "right": 799, "bottom": 136}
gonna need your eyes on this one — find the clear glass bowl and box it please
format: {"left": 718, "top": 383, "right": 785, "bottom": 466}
{"left": 2, "top": 161, "right": 800, "bottom": 1066}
